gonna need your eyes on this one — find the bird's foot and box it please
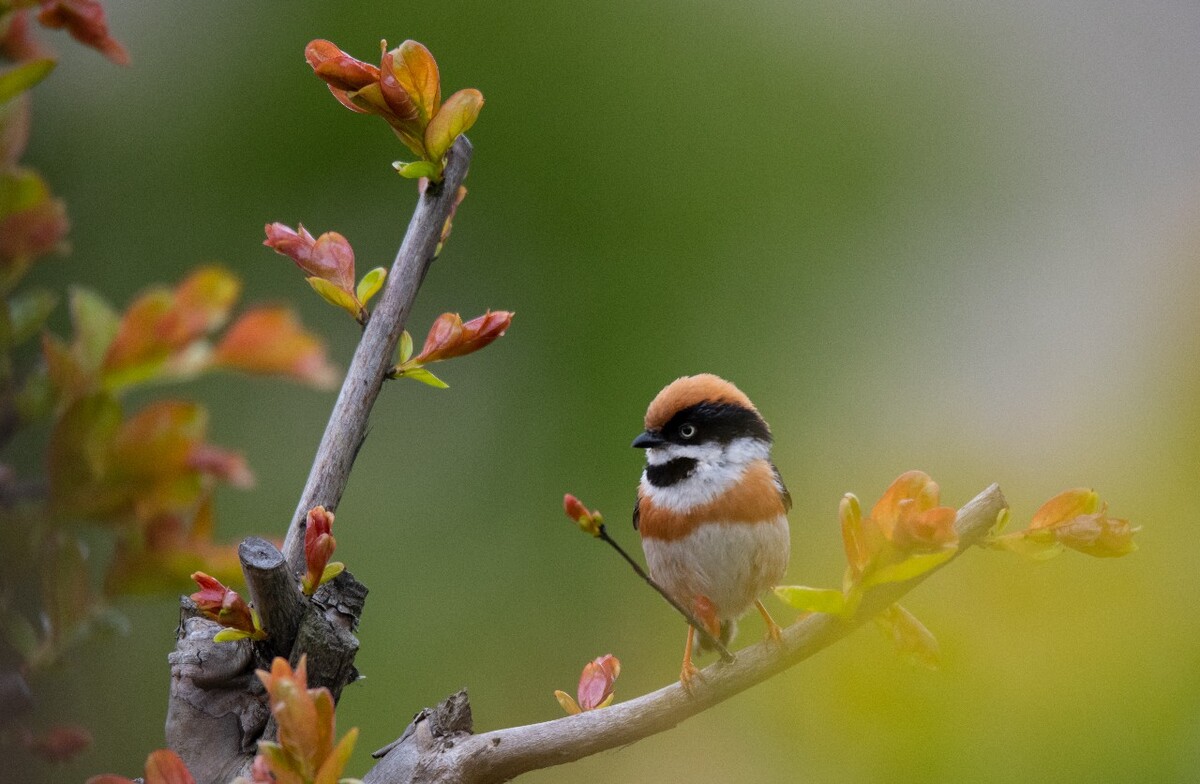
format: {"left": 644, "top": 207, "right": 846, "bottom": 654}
{"left": 680, "top": 659, "right": 703, "bottom": 692}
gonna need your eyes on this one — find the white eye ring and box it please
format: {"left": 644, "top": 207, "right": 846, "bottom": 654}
{"left": 679, "top": 423, "right": 696, "bottom": 439}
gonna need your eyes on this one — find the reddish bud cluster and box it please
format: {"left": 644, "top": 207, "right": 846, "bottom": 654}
{"left": 189, "top": 571, "right": 264, "bottom": 641}
{"left": 987, "top": 488, "right": 1138, "bottom": 559}
{"left": 251, "top": 656, "right": 359, "bottom": 784}
{"left": 563, "top": 493, "right": 604, "bottom": 537}
{"left": 305, "top": 38, "right": 483, "bottom": 180}
{"left": 555, "top": 654, "right": 621, "bottom": 715}
{"left": 263, "top": 222, "right": 386, "bottom": 323}
{"left": 302, "top": 506, "right": 344, "bottom": 596}
{"left": 35, "top": 0, "right": 129, "bottom": 65}
{"left": 391, "top": 310, "right": 513, "bottom": 387}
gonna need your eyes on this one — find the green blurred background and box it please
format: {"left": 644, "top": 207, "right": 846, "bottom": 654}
{"left": 17, "top": 0, "right": 1200, "bottom": 781}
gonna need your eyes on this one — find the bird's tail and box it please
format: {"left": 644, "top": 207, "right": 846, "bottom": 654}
{"left": 696, "top": 619, "right": 737, "bottom": 655}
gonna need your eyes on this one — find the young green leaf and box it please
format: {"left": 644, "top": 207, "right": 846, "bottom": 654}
{"left": 400, "top": 366, "right": 448, "bottom": 388}
{"left": 424, "top": 89, "right": 483, "bottom": 163}
{"left": 307, "top": 276, "right": 362, "bottom": 319}
{"left": 398, "top": 330, "right": 413, "bottom": 364}
{"left": 355, "top": 267, "right": 387, "bottom": 306}
{"left": 861, "top": 548, "right": 956, "bottom": 588}
{"left": 0, "top": 59, "right": 56, "bottom": 104}
{"left": 393, "top": 160, "right": 440, "bottom": 180}
{"left": 773, "top": 585, "right": 847, "bottom": 615}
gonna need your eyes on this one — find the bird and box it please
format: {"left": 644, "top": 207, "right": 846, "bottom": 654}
{"left": 632, "top": 373, "right": 791, "bottom": 687}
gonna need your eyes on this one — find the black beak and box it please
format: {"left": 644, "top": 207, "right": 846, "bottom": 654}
{"left": 632, "top": 429, "right": 666, "bottom": 449}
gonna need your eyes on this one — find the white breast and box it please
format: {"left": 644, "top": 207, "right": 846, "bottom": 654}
{"left": 641, "top": 516, "right": 790, "bottom": 621}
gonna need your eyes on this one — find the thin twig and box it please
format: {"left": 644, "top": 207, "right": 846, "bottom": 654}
{"left": 281, "top": 137, "right": 474, "bottom": 572}
{"left": 596, "top": 527, "right": 735, "bottom": 662}
{"left": 363, "top": 483, "right": 1007, "bottom": 784}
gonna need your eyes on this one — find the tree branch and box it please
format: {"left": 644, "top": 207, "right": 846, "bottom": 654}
{"left": 363, "top": 483, "right": 1007, "bottom": 784}
{"left": 281, "top": 136, "right": 475, "bottom": 573}
{"left": 166, "top": 139, "right": 472, "bottom": 784}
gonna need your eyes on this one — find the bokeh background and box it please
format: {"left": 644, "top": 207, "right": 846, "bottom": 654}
{"left": 16, "top": 0, "right": 1200, "bottom": 781}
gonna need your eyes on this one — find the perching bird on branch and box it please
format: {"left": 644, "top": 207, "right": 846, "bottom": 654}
{"left": 632, "top": 374, "right": 791, "bottom": 687}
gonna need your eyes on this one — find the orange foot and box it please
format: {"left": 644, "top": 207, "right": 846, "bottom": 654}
{"left": 756, "top": 599, "right": 783, "bottom": 644}
{"left": 679, "top": 625, "right": 703, "bottom": 692}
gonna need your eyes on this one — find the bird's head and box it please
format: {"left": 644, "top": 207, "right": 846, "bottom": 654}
{"left": 633, "top": 374, "right": 772, "bottom": 474}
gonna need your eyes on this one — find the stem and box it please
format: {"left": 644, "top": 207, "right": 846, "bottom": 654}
{"left": 281, "top": 137, "right": 474, "bottom": 571}
{"left": 597, "top": 527, "right": 735, "bottom": 663}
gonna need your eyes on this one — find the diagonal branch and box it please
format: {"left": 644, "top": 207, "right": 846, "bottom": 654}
{"left": 363, "top": 483, "right": 1007, "bottom": 784}
{"left": 281, "top": 137, "right": 473, "bottom": 572}
{"left": 166, "top": 139, "right": 472, "bottom": 784}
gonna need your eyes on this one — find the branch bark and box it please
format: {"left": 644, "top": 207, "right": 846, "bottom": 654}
{"left": 363, "top": 483, "right": 1007, "bottom": 784}
{"left": 282, "top": 136, "right": 475, "bottom": 572}
{"left": 166, "top": 138, "right": 473, "bottom": 784}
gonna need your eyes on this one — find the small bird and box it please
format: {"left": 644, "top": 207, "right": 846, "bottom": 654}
{"left": 632, "top": 374, "right": 791, "bottom": 687}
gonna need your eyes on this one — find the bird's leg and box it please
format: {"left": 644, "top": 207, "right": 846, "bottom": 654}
{"left": 680, "top": 595, "right": 720, "bottom": 690}
{"left": 755, "top": 598, "right": 783, "bottom": 643}
{"left": 680, "top": 625, "right": 700, "bottom": 690}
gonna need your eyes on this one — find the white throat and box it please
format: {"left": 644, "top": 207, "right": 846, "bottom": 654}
{"left": 639, "top": 436, "right": 770, "bottom": 513}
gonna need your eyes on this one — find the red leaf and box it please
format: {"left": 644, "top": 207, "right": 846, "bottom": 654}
{"left": 36, "top": 0, "right": 130, "bottom": 65}
{"left": 213, "top": 307, "right": 337, "bottom": 388}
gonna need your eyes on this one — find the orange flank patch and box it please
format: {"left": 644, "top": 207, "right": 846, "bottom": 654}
{"left": 644, "top": 374, "right": 758, "bottom": 431}
{"left": 639, "top": 461, "right": 787, "bottom": 541}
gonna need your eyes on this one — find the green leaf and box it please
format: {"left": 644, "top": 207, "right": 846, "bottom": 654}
{"left": 356, "top": 267, "right": 387, "bottom": 306}
{"left": 0, "top": 168, "right": 50, "bottom": 217}
{"left": 320, "top": 562, "right": 345, "bottom": 586}
{"left": 773, "top": 585, "right": 846, "bottom": 615}
{"left": 8, "top": 288, "right": 57, "bottom": 346}
{"left": 212, "top": 627, "right": 255, "bottom": 643}
{"left": 0, "top": 59, "right": 55, "bottom": 104}
{"left": 398, "top": 330, "right": 413, "bottom": 363}
{"left": 861, "top": 548, "right": 956, "bottom": 588}
{"left": 307, "top": 277, "right": 361, "bottom": 318}
{"left": 401, "top": 366, "right": 448, "bottom": 388}
{"left": 393, "top": 160, "right": 440, "bottom": 180}
{"left": 314, "top": 728, "right": 359, "bottom": 784}
{"left": 989, "top": 507, "right": 1011, "bottom": 536}
{"left": 424, "top": 88, "right": 483, "bottom": 163}
{"left": 68, "top": 287, "right": 120, "bottom": 373}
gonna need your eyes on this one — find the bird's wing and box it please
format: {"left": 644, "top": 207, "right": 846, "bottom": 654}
{"left": 632, "top": 489, "right": 641, "bottom": 530}
{"left": 771, "top": 462, "right": 792, "bottom": 513}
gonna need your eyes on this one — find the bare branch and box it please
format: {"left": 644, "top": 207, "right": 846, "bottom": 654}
{"left": 282, "top": 136, "right": 475, "bottom": 572}
{"left": 364, "top": 483, "right": 1007, "bottom": 784}
{"left": 239, "top": 537, "right": 303, "bottom": 661}
{"left": 166, "top": 141, "right": 470, "bottom": 784}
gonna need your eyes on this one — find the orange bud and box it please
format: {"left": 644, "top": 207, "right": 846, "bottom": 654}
{"left": 263, "top": 223, "right": 357, "bottom": 294}
{"left": 563, "top": 493, "right": 603, "bottom": 536}
{"left": 414, "top": 310, "right": 513, "bottom": 364}
{"left": 1030, "top": 487, "right": 1098, "bottom": 530}
{"left": 189, "top": 572, "right": 257, "bottom": 635}
{"left": 303, "top": 506, "right": 340, "bottom": 595}
{"left": 891, "top": 506, "right": 958, "bottom": 552}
